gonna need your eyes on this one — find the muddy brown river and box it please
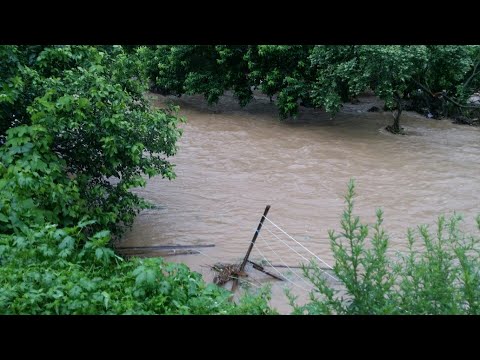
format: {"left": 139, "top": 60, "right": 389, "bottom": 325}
{"left": 121, "top": 92, "right": 480, "bottom": 313}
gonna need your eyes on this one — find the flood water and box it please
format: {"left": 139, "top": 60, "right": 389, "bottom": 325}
{"left": 120, "top": 92, "right": 480, "bottom": 313}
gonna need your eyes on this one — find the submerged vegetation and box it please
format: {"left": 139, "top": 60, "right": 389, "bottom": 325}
{"left": 143, "top": 45, "right": 480, "bottom": 133}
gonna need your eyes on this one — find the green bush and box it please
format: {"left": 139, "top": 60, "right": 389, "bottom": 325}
{"left": 1, "top": 45, "right": 183, "bottom": 234}
{"left": 0, "top": 125, "right": 84, "bottom": 234}
{"left": 0, "top": 221, "right": 274, "bottom": 314}
{"left": 290, "top": 180, "right": 480, "bottom": 315}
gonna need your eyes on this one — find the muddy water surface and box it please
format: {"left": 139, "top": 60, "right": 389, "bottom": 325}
{"left": 121, "top": 92, "right": 480, "bottom": 313}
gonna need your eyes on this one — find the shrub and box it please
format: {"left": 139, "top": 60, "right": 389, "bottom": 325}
{"left": 0, "top": 220, "right": 274, "bottom": 315}
{"left": 290, "top": 180, "right": 480, "bottom": 315}
{"left": 1, "top": 45, "right": 183, "bottom": 234}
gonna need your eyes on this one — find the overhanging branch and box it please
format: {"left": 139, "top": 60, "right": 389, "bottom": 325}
{"left": 413, "top": 79, "right": 479, "bottom": 110}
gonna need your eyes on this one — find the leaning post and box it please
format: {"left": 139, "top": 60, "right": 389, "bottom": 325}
{"left": 231, "top": 205, "right": 271, "bottom": 294}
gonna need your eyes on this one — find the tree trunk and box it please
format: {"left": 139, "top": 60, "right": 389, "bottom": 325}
{"left": 387, "top": 96, "right": 403, "bottom": 134}
{"left": 393, "top": 107, "right": 402, "bottom": 132}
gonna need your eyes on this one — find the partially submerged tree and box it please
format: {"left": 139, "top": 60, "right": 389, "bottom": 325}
{"left": 411, "top": 45, "right": 480, "bottom": 121}
{"left": 310, "top": 45, "right": 429, "bottom": 134}
{"left": 145, "top": 45, "right": 252, "bottom": 106}
{"left": 148, "top": 45, "right": 315, "bottom": 118}
{"left": 244, "top": 45, "right": 315, "bottom": 118}
{"left": 357, "top": 46, "right": 428, "bottom": 134}
{"left": 146, "top": 45, "right": 480, "bottom": 134}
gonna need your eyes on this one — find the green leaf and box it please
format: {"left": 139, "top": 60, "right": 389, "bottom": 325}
{"left": 77, "top": 219, "right": 96, "bottom": 228}
{"left": 93, "top": 230, "right": 110, "bottom": 239}
{"left": 59, "top": 236, "right": 75, "bottom": 250}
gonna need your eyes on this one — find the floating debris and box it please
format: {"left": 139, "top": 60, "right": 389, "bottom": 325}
{"left": 211, "top": 262, "right": 245, "bottom": 286}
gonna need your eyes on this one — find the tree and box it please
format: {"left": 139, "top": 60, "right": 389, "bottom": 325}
{"left": 309, "top": 45, "right": 364, "bottom": 113}
{"left": 148, "top": 45, "right": 251, "bottom": 105}
{"left": 244, "top": 45, "right": 315, "bottom": 118}
{"left": 310, "top": 45, "right": 429, "bottom": 133}
{"left": 148, "top": 45, "right": 315, "bottom": 118}
{"left": 411, "top": 45, "right": 480, "bottom": 120}
{"left": 358, "top": 46, "right": 429, "bottom": 133}
{"left": 0, "top": 45, "right": 182, "bottom": 234}
{"left": 145, "top": 45, "right": 480, "bottom": 133}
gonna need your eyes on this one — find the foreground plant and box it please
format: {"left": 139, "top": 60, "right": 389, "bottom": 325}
{"left": 0, "top": 220, "right": 275, "bottom": 315}
{"left": 290, "top": 179, "right": 480, "bottom": 315}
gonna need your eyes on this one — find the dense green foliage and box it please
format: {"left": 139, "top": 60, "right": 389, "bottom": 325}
{"left": 1, "top": 45, "right": 182, "bottom": 234}
{"left": 145, "top": 45, "right": 253, "bottom": 106}
{"left": 0, "top": 125, "right": 84, "bottom": 232}
{"left": 145, "top": 45, "right": 315, "bottom": 118}
{"left": 0, "top": 45, "right": 274, "bottom": 315}
{"left": 146, "top": 45, "right": 480, "bottom": 133}
{"left": 289, "top": 180, "right": 480, "bottom": 315}
{"left": 0, "top": 220, "right": 275, "bottom": 314}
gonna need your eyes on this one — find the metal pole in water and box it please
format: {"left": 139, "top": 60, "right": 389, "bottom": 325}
{"left": 240, "top": 205, "right": 271, "bottom": 271}
{"left": 231, "top": 205, "right": 271, "bottom": 295}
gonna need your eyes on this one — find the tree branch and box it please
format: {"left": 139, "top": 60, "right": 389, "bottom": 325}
{"left": 442, "top": 92, "right": 480, "bottom": 109}
{"left": 463, "top": 54, "right": 480, "bottom": 90}
{"left": 412, "top": 79, "right": 435, "bottom": 97}
{"left": 413, "top": 79, "right": 479, "bottom": 109}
